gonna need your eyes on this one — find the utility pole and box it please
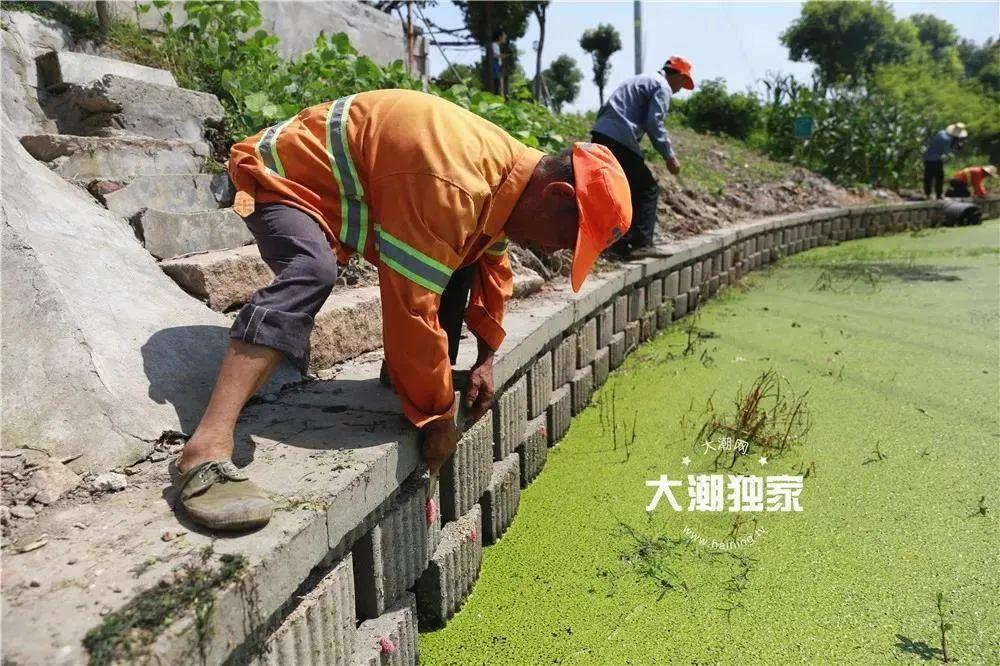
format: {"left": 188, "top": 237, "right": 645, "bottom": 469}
{"left": 634, "top": 0, "right": 642, "bottom": 74}
{"left": 406, "top": 1, "right": 414, "bottom": 73}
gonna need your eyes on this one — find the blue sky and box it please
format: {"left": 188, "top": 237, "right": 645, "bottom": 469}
{"left": 420, "top": 1, "right": 1000, "bottom": 112}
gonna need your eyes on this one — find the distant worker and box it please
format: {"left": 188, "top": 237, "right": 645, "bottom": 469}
{"left": 923, "top": 122, "right": 967, "bottom": 200}
{"left": 169, "top": 90, "right": 631, "bottom": 531}
{"left": 946, "top": 165, "right": 996, "bottom": 198}
{"left": 490, "top": 27, "right": 507, "bottom": 96}
{"left": 590, "top": 56, "right": 694, "bottom": 259}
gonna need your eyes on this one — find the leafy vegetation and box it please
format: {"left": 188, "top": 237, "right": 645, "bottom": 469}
{"left": 543, "top": 54, "right": 583, "bottom": 113}
{"left": 680, "top": 79, "right": 761, "bottom": 140}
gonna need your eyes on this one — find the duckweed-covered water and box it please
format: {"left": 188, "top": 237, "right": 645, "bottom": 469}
{"left": 422, "top": 221, "right": 1000, "bottom": 665}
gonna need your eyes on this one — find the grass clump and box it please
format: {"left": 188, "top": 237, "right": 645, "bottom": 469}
{"left": 83, "top": 547, "right": 247, "bottom": 666}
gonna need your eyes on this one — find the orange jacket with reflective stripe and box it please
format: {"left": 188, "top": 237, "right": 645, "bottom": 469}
{"left": 229, "top": 89, "right": 543, "bottom": 427}
{"left": 953, "top": 166, "right": 989, "bottom": 197}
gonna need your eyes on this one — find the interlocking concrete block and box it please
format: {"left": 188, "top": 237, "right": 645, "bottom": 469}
{"left": 134, "top": 207, "right": 252, "bottom": 260}
{"left": 351, "top": 592, "right": 418, "bottom": 666}
{"left": 353, "top": 479, "right": 430, "bottom": 620}
{"left": 517, "top": 415, "right": 548, "bottom": 487}
{"left": 708, "top": 275, "right": 720, "bottom": 297}
{"left": 481, "top": 453, "right": 520, "bottom": 545}
{"left": 493, "top": 375, "right": 527, "bottom": 460}
{"left": 546, "top": 385, "right": 572, "bottom": 444}
{"left": 645, "top": 278, "right": 664, "bottom": 310}
{"left": 19, "top": 133, "right": 207, "bottom": 180}
{"left": 526, "top": 353, "right": 552, "bottom": 419}
{"left": 609, "top": 331, "right": 626, "bottom": 370}
{"left": 37, "top": 50, "right": 177, "bottom": 89}
{"left": 640, "top": 310, "right": 656, "bottom": 341}
{"left": 597, "top": 304, "right": 614, "bottom": 348}
{"left": 613, "top": 294, "right": 628, "bottom": 332}
{"left": 576, "top": 318, "right": 598, "bottom": 369}
{"left": 678, "top": 265, "right": 692, "bottom": 293}
{"left": 309, "top": 288, "right": 385, "bottom": 373}
{"left": 256, "top": 556, "right": 356, "bottom": 666}
{"left": 593, "top": 346, "right": 610, "bottom": 386}
{"left": 627, "top": 286, "right": 645, "bottom": 321}
{"left": 552, "top": 335, "right": 576, "bottom": 389}
{"left": 664, "top": 271, "right": 679, "bottom": 299}
{"left": 414, "top": 504, "right": 482, "bottom": 629}
{"left": 673, "top": 293, "right": 688, "bottom": 319}
{"left": 624, "top": 321, "right": 640, "bottom": 353}
{"left": 440, "top": 412, "right": 492, "bottom": 523}
{"left": 687, "top": 288, "right": 700, "bottom": 313}
{"left": 656, "top": 302, "right": 673, "bottom": 330}
{"left": 691, "top": 262, "right": 702, "bottom": 291}
{"left": 570, "top": 366, "right": 594, "bottom": 415}
{"left": 94, "top": 173, "right": 233, "bottom": 220}
{"left": 722, "top": 249, "right": 733, "bottom": 272}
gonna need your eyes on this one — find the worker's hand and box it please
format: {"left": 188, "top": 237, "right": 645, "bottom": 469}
{"left": 421, "top": 417, "right": 458, "bottom": 474}
{"left": 464, "top": 348, "right": 495, "bottom": 424}
{"left": 667, "top": 156, "right": 681, "bottom": 175}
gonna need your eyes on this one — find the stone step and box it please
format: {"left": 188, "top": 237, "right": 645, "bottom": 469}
{"left": 36, "top": 50, "right": 177, "bottom": 89}
{"left": 45, "top": 74, "right": 224, "bottom": 143}
{"left": 160, "top": 245, "right": 273, "bottom": 312}
{"left": 20, "top": 133, "right": 208, "bottom": 179}
{"left": 90, "top": 173, "right": 234, "bottom": 220}
{"left": 308, "top": 287, "right": 385, "bottom": 374}
{"left": 134, "top": 207, "right": 252, "bottom": 260}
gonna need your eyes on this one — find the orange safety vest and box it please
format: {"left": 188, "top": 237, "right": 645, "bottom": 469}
{"left": 952, "top": 167, "right": 988, "bottom": 197}
{"left": 229, "top": 89, "right": 544, "bottom": 427}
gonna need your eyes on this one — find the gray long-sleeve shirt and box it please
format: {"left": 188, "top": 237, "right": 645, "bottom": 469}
{"left": 592, "top": 72, "right": 675, "bottom": 161}
{"left": 923, "top": 129, "right": 957, "bottom": 161}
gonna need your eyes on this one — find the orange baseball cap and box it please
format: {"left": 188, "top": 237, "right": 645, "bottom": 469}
{"left": 570, "top": 142, "right": 632, "bottom": 292}
{"left": 665, "top": 56, "right": 695, "bottom": 90}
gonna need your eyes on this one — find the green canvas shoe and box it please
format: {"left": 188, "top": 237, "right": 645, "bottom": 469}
{"left": 169, "top": 459, "right": 273, "bottom": 531}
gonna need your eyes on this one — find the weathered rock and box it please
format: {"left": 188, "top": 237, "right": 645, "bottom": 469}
{"left": 10, "top": 505, "right": 36, "bottom": 520}
{"left": 1, "top": 12, "right": 65, "bottom": 136}
{"left": 134, "top": 207, "right": 253, "bottom": 260}
{"left": 19, "top": 133, "right": 208, "bottom": 180}
{"left": 90, "top": 472, "right": 127, "bottom": 492}
{"left": 45, "top": 74, "right": 224, "bottom": 142}
{"left": 160, "top": 245, "right": 273, "bottom": 312}
{"left": 93, "top": 173, "right": 234, "bottom": 220}
{"left": 36, "top": 50, "right": 177, "bottom": 89}
{"left": 308, "top": 287, "right": 384, "bottom": 374}
{"left": 30, "top": 461, "right": 80, "bottom": 504}
{"left": 512, "top": 266, "right": 544, "bottom": 299}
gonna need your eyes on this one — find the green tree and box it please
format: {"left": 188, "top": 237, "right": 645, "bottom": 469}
{"left": 683, "top": 78, "right": 760, "bottom": 140}
{"left": 781, "top": 1, "right": 919, "bottom": 88}
{"left": 957, "top": 37, "right": 1000, "bottom": 95}
{"left": 528, "top": 1, "right": 550, "bottom": 101}
{"left": 433, "top": 62, "right": 482, "bottom": 90}
{"left": 455, "top": 1, "right": 532, "bottom": 92}
{"left": 543, "top": 54, "right": 583, "bottom": 112}
{"left": 906, "top": 13, "right": 958, "bottom": 58}
{"left": 579, "top": 23, "right": 621, "bottom": 106}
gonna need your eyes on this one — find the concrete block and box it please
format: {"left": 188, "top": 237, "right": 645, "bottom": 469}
{"left": 673, "top": 293, "right": 688, "bottom": 319}
{"left": 570, "top": 366, "right": 594, "bottom": 415}
{"left": 546, "top": 385, "right": 571, "bottom": 444}
{"left": 440, "top": 412, "right": 492, "bottom": 523}
{"left": 93, "top": 173, "right": 233, "bottom": 220}
{"left": 640, "top": 310, "right": 656, "bottom": 341}
{"left": 517, "top": 415, "right": 548, "bottom": 487}
{"left": 609, "top": 331, "right": 626, "bottom": 370}
{"left": 691, "top": 262, "right": 702, "bottom": 291}
{"left": 720, "top": 270, "right": 731, "bottom": 286}
{"left": 415, "top": 504, "right": 483, "bottom": 629}
{"left": 353, "top": 478, "right": 430, "bottom": 620}
{"left": 708, "top": 275, "right": 719, "bottom": 296}
{"left": 656, "top": 302, "right": 673, "bottom": 330}
{"left": 722, "top": 249, "right": 733, "bottom": 272}
{"left": 526, "top": 353, "right": 552, "bottom": 419}
{"left": 161, "top": 245, "right": 271, "bottom": 312}
{"left": 678, "top": 265, "right": 692, "bottom": 293}
{"left": 493, "top": 375, "right": 527, "bottom": 460}
{"left": 645, "top": 278, "right": 663, "bottom": 310}
{"left": 552, "top": 335, "right": 576, "bottom": 389}
{"left": 613, "top": 294, "right": 628, "bottom": 332}
{"left": 19, "top": 133, "right": 207, "bottom": 180}
{"left": 624, "top": 321, "right": 639, "bottom": 353}
{"left": 593, "top": 346, "right": 610, "bottom": 386}
{"left": 256, "top": 556, "right": 356, "bottom": 666}
{"left": 627, "top": 286, "right": 645, "bottom": 321}
{"left": 596, "top": 304, "right": 614, "bottom": 348}
{"left": 664, "top": 271, "right": 679, "bottom": 299}
{"left": 351, "top": 593, "right": 418, "bottom": 666}
{"left": 48, "top": 74, "right": 224, "bottom": 143}
{"left": 308, "top": 288, "right": 384, "bottom": 373}
{"left": 576, "top": 318, "right": 598, "bottom": 369}
{"left": 134, "top": 207, "right": 252, "bottom": 260}
{"left": 37, "top": 50, "right": 177, "bottom": 89}
{"left": 480, "top": 453, "right": 520, "bottom": 545}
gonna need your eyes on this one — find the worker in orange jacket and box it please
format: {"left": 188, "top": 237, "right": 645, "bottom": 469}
{"left": 946, "top": 165, "right": 997, "bottom": 198}
{"left": 170, "top": 89, "right": 632, "bottom": 531}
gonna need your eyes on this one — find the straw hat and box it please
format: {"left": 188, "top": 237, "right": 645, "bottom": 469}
{"left": 984, "top": 165, "right": 998, "bottom": 177}
{"left": 946, "top": 122, "right": 968, "bottom": 139}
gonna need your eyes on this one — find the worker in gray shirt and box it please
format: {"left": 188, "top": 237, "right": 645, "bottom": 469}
{"left": 591, "top": 56, "right": 694, "bottom": 258}
{"left": 923, "top": 122, "right": 967, "bottom": 200}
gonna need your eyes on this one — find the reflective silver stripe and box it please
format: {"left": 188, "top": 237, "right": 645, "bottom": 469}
{"left": 485, "top": 238, "right": 508, "bottom": 256}
{"left": 326, "top": 95, "right": 368, "bottom": 251}
{"left": 376, "top": 226, "right": 453, "bottom": 294}
{"left": 257, "top": 121, "right": 290, "bottom": 177}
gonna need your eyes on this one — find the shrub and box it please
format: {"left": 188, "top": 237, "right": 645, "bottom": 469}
{"left": 682, "top": 78, "right": 761, "bottom": 140}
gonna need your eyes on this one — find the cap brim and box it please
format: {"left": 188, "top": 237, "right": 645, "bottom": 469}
{"left": 682, "top": 75, "right": 694, "bottom": 90}
{"left": 570, "top": 222, "right": 602, "bottom": 293}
